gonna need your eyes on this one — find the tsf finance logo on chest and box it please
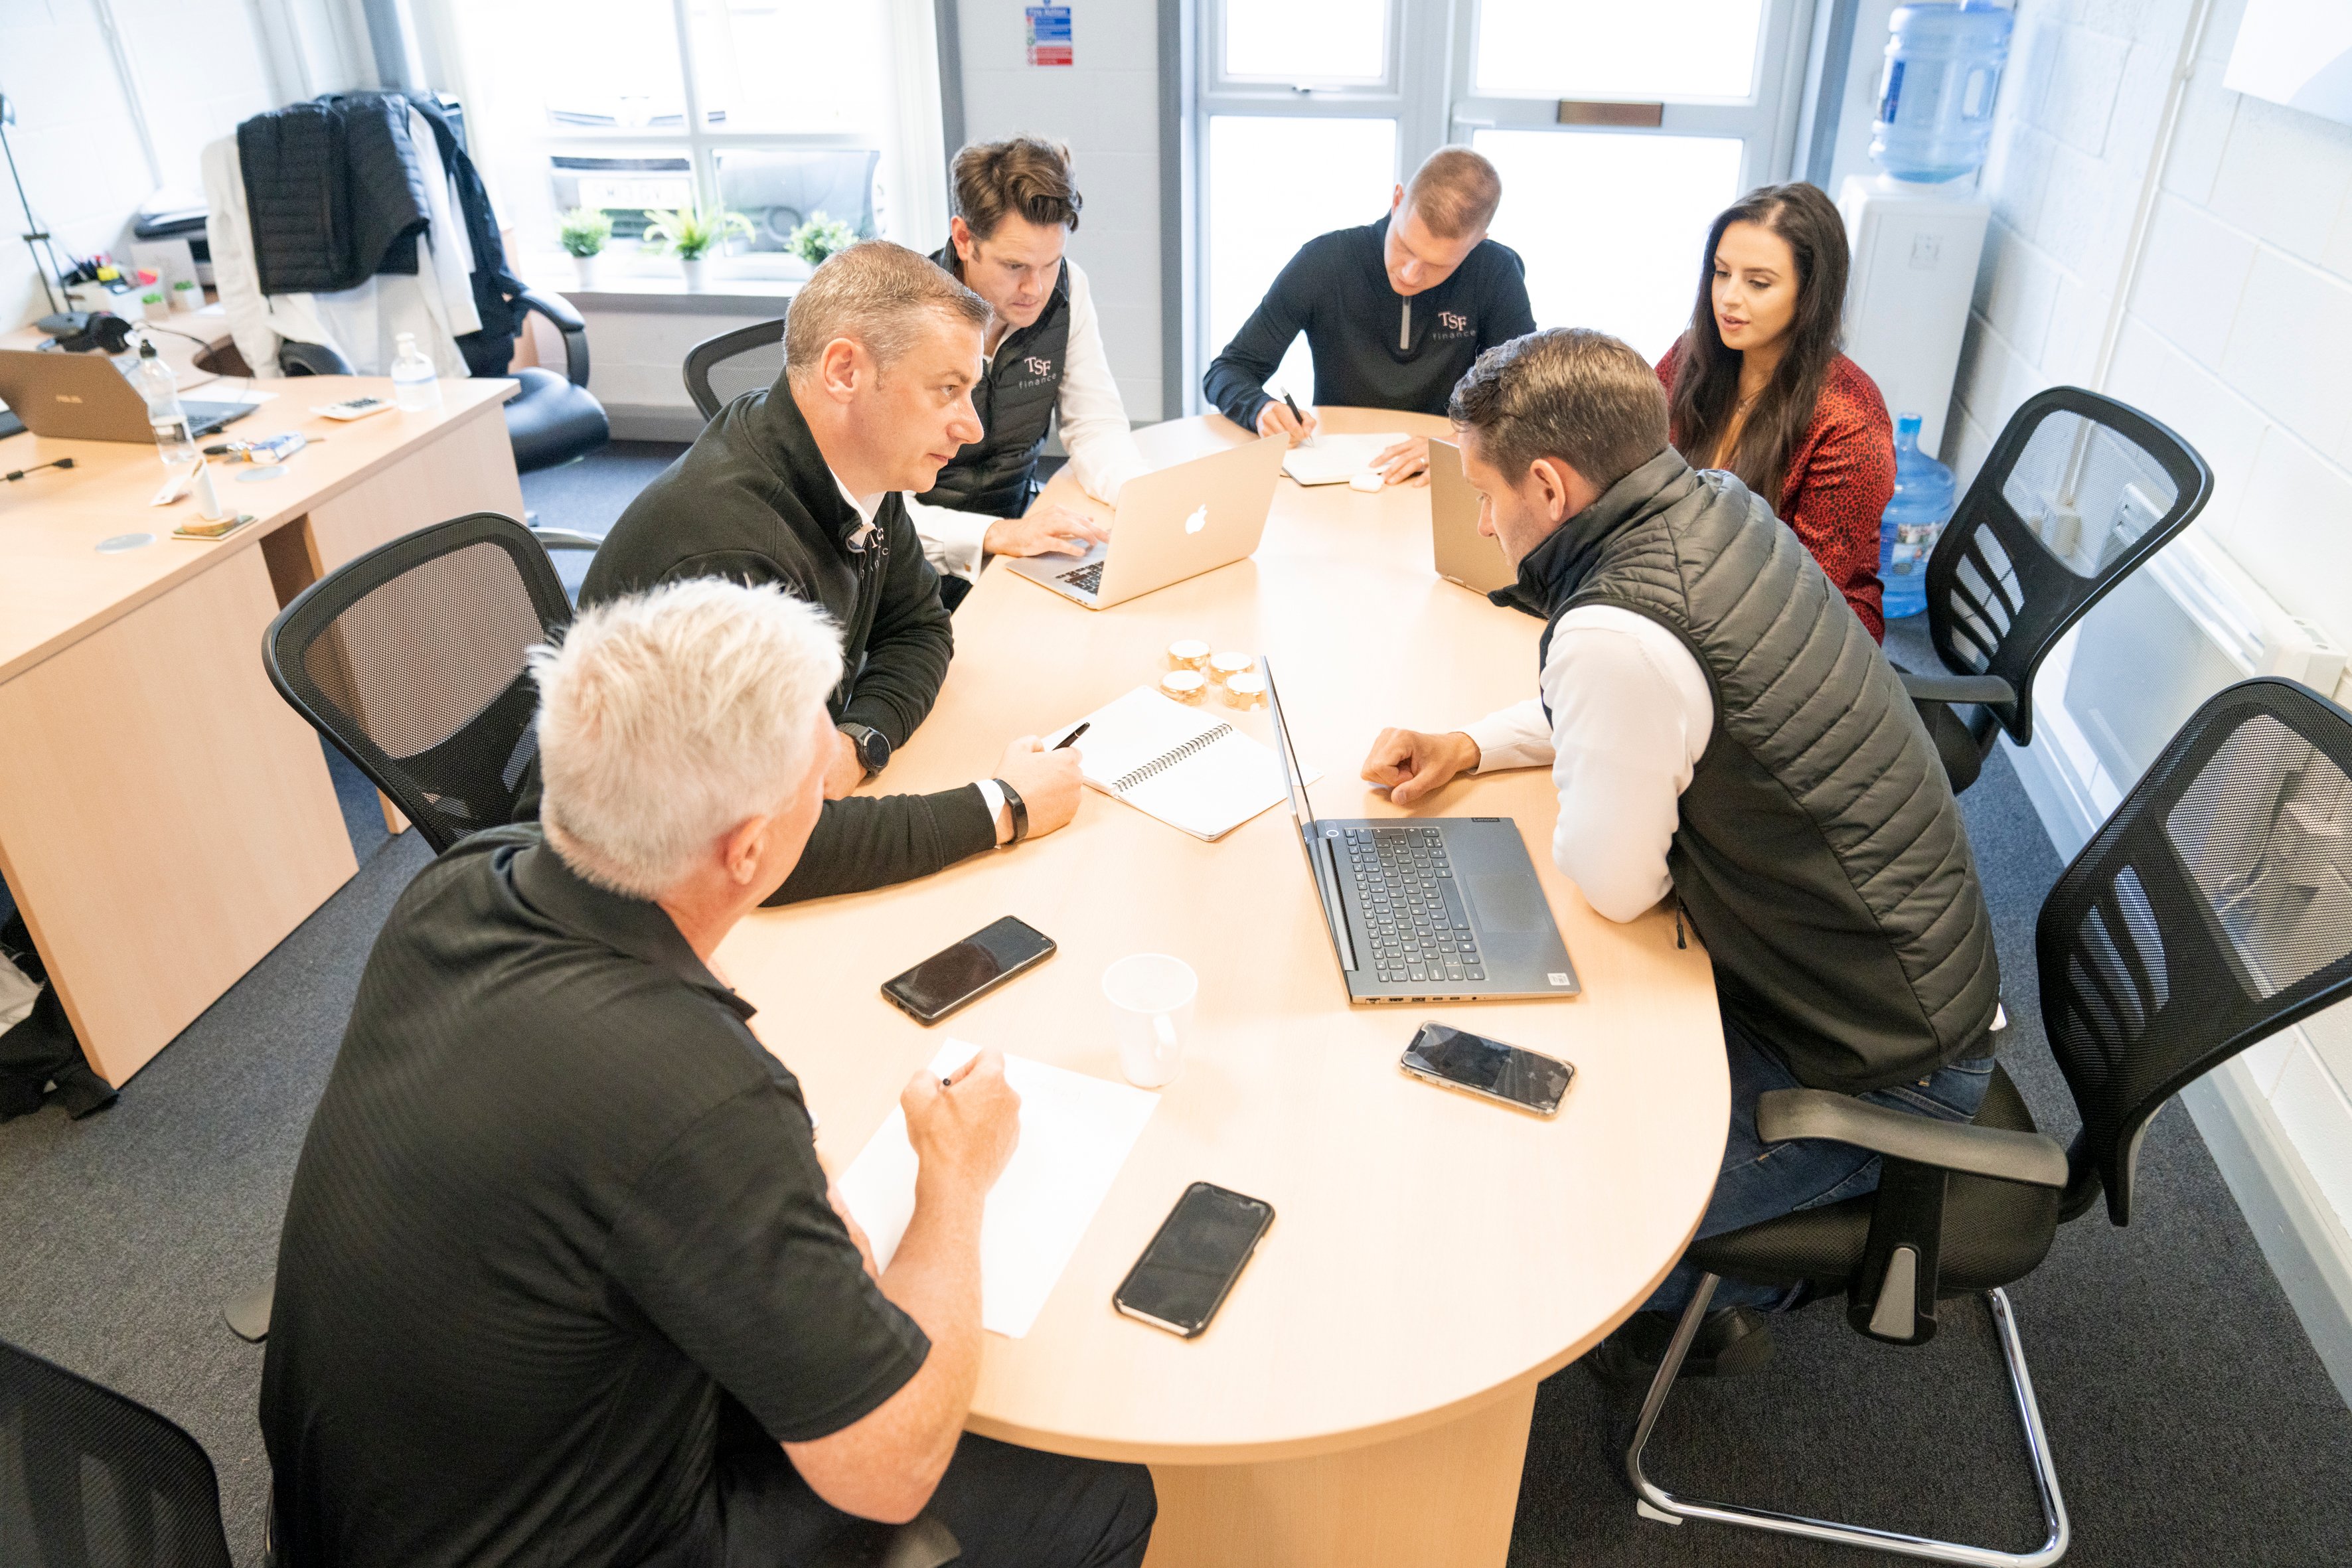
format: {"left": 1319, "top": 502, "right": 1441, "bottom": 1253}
{"left": 1014, "top": 354, "right": 1056, "bottom": 390}
{"left": 1433, "top": 309, "right": 1472, "bottom": 341}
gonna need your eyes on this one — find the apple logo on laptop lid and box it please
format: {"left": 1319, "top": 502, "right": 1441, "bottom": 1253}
{"left": 1183, "top": 505, "right": 1208, "bottom": 535}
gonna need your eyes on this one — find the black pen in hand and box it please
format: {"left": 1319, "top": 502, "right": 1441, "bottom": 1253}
{"left": 1053, "top": 722, "right": 1089, "bottom": 751}
{"left": 1281, "top": 390, "right": 1316, "bottom": 447}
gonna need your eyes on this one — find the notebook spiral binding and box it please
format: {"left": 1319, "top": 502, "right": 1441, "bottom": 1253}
{"left": 1111, "top": 725, "right": 1237, "bottom": 794}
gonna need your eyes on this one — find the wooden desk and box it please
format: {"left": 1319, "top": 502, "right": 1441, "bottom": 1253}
{"left": 719, "top": 410, "right": 1729, "bottom": 1568}
{"left": 0, "top": 371, "right": 524, "bottom": 1085}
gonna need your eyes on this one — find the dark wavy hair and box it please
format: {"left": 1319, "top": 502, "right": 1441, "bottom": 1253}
{"left": 1665, "top": 182, "right": 1849, "bottom": 509}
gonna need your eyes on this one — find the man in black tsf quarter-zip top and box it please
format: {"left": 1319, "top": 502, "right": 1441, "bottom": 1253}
{"left": 564, "top": 243, "right": 1086, "bottom": 905}
{"left": 1202, "top": 146, "right": 1536, "bottom": 489}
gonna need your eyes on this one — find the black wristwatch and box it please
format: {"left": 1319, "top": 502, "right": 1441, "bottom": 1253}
{"left": 839, "top": 722, "right": 891, "bottom": 779}
{"left": 994, "top": 777, "right": 1029, "bottom": 844}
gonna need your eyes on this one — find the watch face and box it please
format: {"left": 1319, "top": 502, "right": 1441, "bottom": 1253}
{"left": 854, "top": 727, "right": 891, "bottom": 771}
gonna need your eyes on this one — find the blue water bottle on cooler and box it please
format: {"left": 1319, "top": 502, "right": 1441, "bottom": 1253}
{"left": 1871, "top": 1, "right": 2015, "bottom": 183}
{"left": 1879, "top": 414, "right": 1955, "bottom": 621}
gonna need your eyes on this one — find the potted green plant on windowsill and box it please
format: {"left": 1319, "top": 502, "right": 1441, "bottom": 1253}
{"left": 170, "top": 277, "right": 201, "bottom": 313}
{"left": 787, "top": 211, "right": 858, "bottom": 270}
{"left": 558, "top": 207, "right": 613, "bottom": 290}
{"left": 139, "top": 288, "right": 167, "bottom": 323}
{"left": 643, "top": 203, "right": 753, "bottom": 291}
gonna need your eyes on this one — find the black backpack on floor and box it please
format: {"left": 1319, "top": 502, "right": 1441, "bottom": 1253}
{"left": 0, "top": 911, "right": 115, "bottom": 1121}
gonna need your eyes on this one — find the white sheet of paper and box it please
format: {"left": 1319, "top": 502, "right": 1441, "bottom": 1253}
{"left": 837, "top": 1040, "right": 1160, "bottom": 1338}
{"left": 1281, "top": 431, "right": 1408, "bottom": 485}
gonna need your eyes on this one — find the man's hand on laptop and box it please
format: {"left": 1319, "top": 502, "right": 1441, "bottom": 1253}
{"left": 993, "top": 736, "right": 1084, "bottom": 842}
{"left": 1373, "top": 435, "right": 1431, "bottom": 487}
{"left": 984, "top": 505, "right": 1109, "bottom": 560}
{"left": 1362, "top": 728, "right": 1481, "bottom": 807}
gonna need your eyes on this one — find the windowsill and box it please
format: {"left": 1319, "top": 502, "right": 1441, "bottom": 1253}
{"left": 518, "top": 250, "right": 811, "bottom": 315}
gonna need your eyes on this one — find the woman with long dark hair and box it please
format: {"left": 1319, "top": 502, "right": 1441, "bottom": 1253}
{"left": 1659, "top": 182, "right": 1896, "bottom": 639}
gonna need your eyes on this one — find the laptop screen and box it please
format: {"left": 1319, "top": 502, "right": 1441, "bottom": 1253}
{"left": 1260, "top": 657, "right": 1354, "bottom": 973}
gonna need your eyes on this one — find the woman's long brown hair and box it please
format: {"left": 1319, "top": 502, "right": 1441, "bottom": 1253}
{"left": 1666, "top": 181, "right": 1849, "bottom": 510}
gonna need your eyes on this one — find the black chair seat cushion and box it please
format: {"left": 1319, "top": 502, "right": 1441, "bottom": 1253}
{"left": 1687, "top": 1063, "right": 2060, "bottom": 1296}
{"left": 504, "top": 366, "right": 609, "bottom": 473}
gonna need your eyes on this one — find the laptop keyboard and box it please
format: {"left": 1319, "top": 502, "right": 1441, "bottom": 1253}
{"left": 1343, "top": 826, "right": 1484, "bottom": 986}
{"left": 1057, "top": 561, "right": 1105, "bottom": 595}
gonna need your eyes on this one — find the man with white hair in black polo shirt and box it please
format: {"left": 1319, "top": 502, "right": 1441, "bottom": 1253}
{"left": 261, "top": 578, "right": 1154, "bottom": 1568}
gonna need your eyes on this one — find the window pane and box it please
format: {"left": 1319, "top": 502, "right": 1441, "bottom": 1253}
{"left": 718, "top": 148, "right": 882, "bottom": 254}
{"left": 1226, "top": 1, "right": 1388, "bottom": 82}
{"left": 1474, "top": 0, "right": 1765, "bottom": 100}
{"left": 688, "top": 0, "right": 892, "bottom": 132}
{"left": 1474, "top": 129, "right": 1743, "bottom": 363}
{"left": 1208, "top": 117, "right": 1397, "bottom": 406}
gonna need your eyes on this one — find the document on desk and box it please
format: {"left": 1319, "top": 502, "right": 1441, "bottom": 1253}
{"left": 1056, "top": 685, "right": 1314, "bottom": 842}
{"left": 1280, "top": 431, "right": 1407, "bottom": 486}
{"left": 837, "top": 1039, "right": 1160, "bottom": 1339}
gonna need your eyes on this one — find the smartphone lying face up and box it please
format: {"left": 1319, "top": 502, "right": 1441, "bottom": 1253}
{"left": 1113, "top": 1182, "right": 1275, "bottom": 1338}
{"left": 880, "top": 916, "right": 1056, "bottom": 1025}
{"left": 1400, "top": 1022, "right": 1573, "bottom": 1115}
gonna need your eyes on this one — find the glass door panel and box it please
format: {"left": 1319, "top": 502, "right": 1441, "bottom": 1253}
{"left": 1473, "top": 129, "right": 1744, "bottom": 362}
{"left": 1207, "top": 116, "right": 1399, "bottom": 405}
{"left": 1472, "top": 0, "right": 1768, "bottom": 101}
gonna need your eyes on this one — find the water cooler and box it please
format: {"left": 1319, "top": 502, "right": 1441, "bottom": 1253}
{"left": 1837, "top": 1, "right": 2013, "bottom": 459}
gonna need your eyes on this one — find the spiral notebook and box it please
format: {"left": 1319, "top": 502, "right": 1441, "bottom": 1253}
{"left": 1055, "top": 685, "right": 1313, "bottom": 841}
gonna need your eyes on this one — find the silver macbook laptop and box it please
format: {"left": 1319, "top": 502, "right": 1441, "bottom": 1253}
{"left": 1263, "top": 656, "right": 1579, "bottom": 1004}
{"left": 0, "top": 349, "right": 256, "bottom": 443}
{"left": 1006, "top": 435, "right": 1287, "bottom": 609}
{"left": 1429, "top": 437, "right": 1515, "bottom": 595}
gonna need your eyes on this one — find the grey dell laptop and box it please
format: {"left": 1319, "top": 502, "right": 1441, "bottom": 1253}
{"left": 0, "top": 349, "right": 255, "bottom": 442}
{"left": 1263, "top": 657, "right": 1579, "bottom": 1004}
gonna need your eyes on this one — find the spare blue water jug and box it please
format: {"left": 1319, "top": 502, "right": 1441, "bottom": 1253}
{"left": 1871, "top": 1, "right": 2014, "bottom": 183}
{"left": 1880, "top": 414, "right": 1956, "bottom": 621}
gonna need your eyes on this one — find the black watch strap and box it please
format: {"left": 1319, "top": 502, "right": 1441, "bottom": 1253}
{"left": 994, "top": 777, "right": 1029, "bottom": 844}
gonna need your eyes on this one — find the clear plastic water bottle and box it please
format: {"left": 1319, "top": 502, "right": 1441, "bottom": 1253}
{"left": 390, "top": 332, "right": 441, "bottom": 412}
{"left": 130, "top": 335, "right": 200, "bottom": 476}
{"left": 1880, "top": 414, "right": 1957, "bottom": 621}
{"left": 1870, "top": 1, "right": 2015, "bottom": 184}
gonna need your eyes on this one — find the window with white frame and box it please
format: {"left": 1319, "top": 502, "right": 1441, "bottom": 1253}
{"left": 428, "top": 0, "right": 941, "bottom": 278}
{"left": 1192, "top": 0, "right": 1808, "bottom": 398}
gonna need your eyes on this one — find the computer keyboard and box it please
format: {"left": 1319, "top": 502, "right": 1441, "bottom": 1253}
{"left": 1058, "top": 561, "right": 1105, "bottom": 595}
{"left": 1342, "top": 826, "right": 1484, "bottom": 986}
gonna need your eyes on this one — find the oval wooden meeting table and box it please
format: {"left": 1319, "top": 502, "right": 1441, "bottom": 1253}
{"left": 718, "top": 408, "right": 1730, "bottom": 1568}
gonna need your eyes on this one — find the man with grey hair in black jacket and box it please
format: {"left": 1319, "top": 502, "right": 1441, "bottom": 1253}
{"left": 1362, "top": 327, "right": 2001, "bottom": 1379}
{"left": 526, "top": 240, "right": 1086, "bottom": 905}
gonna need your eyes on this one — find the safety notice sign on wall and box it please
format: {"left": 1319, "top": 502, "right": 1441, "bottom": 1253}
{"left": 1026, "top": 6, "right": 1072, "bottom": 66}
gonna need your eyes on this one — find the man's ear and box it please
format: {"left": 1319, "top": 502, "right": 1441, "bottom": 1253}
{"left": 722, "top": 815, "right": 773, "bottom": 889}
{"left": 1389, "top": 183, "right": 1405, "bottom": 215}
{"left": 818, "top": 337, "right": 863, "bottom": 402}
{"left": 949, "top": 215, "right": 973, "bottom": 266}
{"left": 1528, "top": 457, "right": 1577, "bottom": 524}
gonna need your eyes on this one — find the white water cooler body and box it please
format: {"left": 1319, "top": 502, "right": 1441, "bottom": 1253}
{"left": 1837, "top": 174, "right": 1990, "bottom": 457}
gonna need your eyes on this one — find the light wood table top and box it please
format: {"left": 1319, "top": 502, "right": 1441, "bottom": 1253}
{"left": 719, "top": 408, "right": 1729, "bottom": 1466}
{"left": 0, "top": 375, "right": 516, "bottom": 682}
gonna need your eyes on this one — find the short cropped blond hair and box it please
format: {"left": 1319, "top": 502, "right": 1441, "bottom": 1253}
{"left": 1405, "top": 147, "right": 1504, "bottom": 240}
{"left": 784, "top": 240, "right": 989, "bottom": 380}
{"left": 530, "top": 579, "right": 844, "bottom": 898}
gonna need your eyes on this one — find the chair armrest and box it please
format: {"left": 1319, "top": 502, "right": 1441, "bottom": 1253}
{"left": 529, "top": 527, "right": 604, "bottom": 552}
{"left": 278, "top": 340, "right": 354, "bottom": 376}
{"left": 517, "top": 287, "right": 592, "bottom": 388}
{"left": 1757, "top": 1087, "right": 2068, "bottom": 1188}
{"left": 1900, "top": 670, "right": 2017, "bottom": 708}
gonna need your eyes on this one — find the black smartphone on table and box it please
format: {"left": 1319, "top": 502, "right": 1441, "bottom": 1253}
{"left": 880, "top": 916, "right": 1057, "bottom": 1025}
{"left": 1113, "top": 1182, "right": 1275, "bottom": 1338}
{"left": 1399, "top": 1021, "right": 1573, "bottom": 1116}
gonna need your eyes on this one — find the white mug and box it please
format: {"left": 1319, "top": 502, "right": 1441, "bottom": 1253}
{"left": 1103, "top": 953, "right": 1196, "bottom": 1089}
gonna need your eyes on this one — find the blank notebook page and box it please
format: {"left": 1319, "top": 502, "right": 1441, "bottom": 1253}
{"left": 1063, "top": 686, "right": 1308, "bottom": 842}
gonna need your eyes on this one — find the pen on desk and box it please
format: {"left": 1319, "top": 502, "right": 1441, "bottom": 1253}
{"left": 1281, "top": 390, "right": 1315, "bottom": 447}
{"left": 1053, "top": 722, "right": 1089, "bottom": 751}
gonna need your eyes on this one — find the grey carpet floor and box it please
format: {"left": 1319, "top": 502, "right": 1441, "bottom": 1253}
{"left": 3, "top": 481, "right": 2347, "bottom": 1567}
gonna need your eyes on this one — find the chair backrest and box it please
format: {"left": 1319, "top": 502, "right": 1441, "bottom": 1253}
{"left": 684, "top": 317, "right": 785, "bottom": 422}
{"left": 2038, "top": 677, "right": 2352, "bottom": 1225}
{"left": 264, "top": 513, "right": 573, "bottom": 854}
{"left": 0, "top": 1339, "right": 234, "bottom": 1568}
{"left": 1924, "top": 386, "right": 2211, "bottom": 747}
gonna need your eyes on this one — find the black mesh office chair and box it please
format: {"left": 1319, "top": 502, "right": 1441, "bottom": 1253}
{"left": 1626, "top": 676, "right": 2352, "bottom": 1563}
{"left": 1, "top": 1338, "right": 236, "bottom": 1568}
{"left": 684, "top": 316, "right": 785, "bottom": 422}
{"left": 1903, "top": 388, "right": 2212, "bottom": 793}
{"left": 263, "top": 512, "right": 572, "bottom": 856}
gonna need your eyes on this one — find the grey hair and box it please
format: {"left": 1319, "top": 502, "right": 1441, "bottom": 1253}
{"left": 1447, "top": 328, "right": 1670, "bottom": 495}
{"left": 529, "top": 578, "right": 844, "bottom": 898}
{"left": 784, "top": 239, "right": 989, "bottom": 380}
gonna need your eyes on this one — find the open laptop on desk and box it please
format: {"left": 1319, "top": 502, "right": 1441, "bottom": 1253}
{"left": 1264, "top": 656, "right": 1579, "bottom": 1004}
{"left": 1005, "top": 435, "right": 1285, "bottom": 609}
{"left": 0, "top": 349, "right": 256, "bottom": 442}
{"left": 1429, "top": 438, "right": 1516, "bottom": 595}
